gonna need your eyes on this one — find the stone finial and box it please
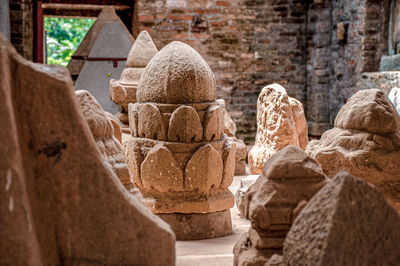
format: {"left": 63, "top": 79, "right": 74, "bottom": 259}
{"left": 75, "top": 90, "right": 134, "bottom": 191}
{"left": 125, "top": 41, "right": 236, "bottom": 240}
{"left": 109, "top": 30, "right": 158, "bottom": 130}
{"left": 269, "top": 172, "right": 400, "bottom": 265}
{"left": 233, "top": 146, "right": 328, "bottom": 266}
{"left": 126, "top": 30, "right": 158, "bottom": 68}
{"left": 137, "top": 41, "right": 216, "bottom": 104}
{"left": 306, "top": 89, "right": 400, "bottom": 212}
{"left": 248, "top": 83, "right": 308, "bottom": 174}
{"left": 0, "top": 34, "right": 175, "bottom": 265}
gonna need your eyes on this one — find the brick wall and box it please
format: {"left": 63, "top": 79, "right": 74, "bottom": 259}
{"left": 7, "top": 0, "right": 392, "bottom": 143}
{"left": 328, "top": 0, "right": 390, "bottom": 125}
{"left": 306, "top": 0, "right": 390, "bottom": 134}
{"left": 134, "top": 0, "right": 391, "bottom": 142}
{"left": 134, "top": 0, "right": 312, "bottom": 143}
{"left": 9, "top": 0, "right": 33, "bottom": 60}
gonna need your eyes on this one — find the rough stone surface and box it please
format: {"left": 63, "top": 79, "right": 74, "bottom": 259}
{"left": 277, "top": 172, "right": 400, "bottom": 266}
{"left": 75, "top": 90, "right": 134, "bottom": 190}
{"left": 137, "top": 41, "right": 216, "bottom": 104}
{"left": 0, "top": 35, "right": 175, "bottom": 266}
{"left": 389, "top": 87, "right": 400, "bottom": 113}
{"left": 158, "top": 210, "right": 232, "bottom": 240}
{"left": 233, "top": 146, "right": 327, "bottom": 266}
{"left": 74, "top": 7, "right": 134, "bottom": 114}
{"left": 126, "top": 41, "right": 235, "bottom": 239}
{"left": 248, "top": 84, "right": 308, "bottom": 174}
{"left": 306, "top": 89, "right": 400, "bottom": 212}
{"left": 126, "top": 30, "right": 158, "bottom": 68}
{"left": 110, "top": 30, "right": 158, "bottom": 128}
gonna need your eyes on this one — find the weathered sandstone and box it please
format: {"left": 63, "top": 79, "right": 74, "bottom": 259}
{"left": 248, "top": 84, "right": 308, "bottom": 174}
{"left": 306, "top": 89, "right": 400, "bottom": 212}
{"left": 0, "top": 34, "right": 175, "bottom": 266}
{"left": 233, "top": 146, "right": 327, "bottom": 266}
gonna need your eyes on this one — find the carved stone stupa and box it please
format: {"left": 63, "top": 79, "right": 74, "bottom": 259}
{"left": 125, "top": 41, "right": 236, "bottom": 240}
{"left": 110, "top": 31, "right": 158, "bottom": 131}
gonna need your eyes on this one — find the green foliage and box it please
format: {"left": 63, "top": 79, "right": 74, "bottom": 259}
{"left": 45, "top": 17, "right": 95, "bottom": 66}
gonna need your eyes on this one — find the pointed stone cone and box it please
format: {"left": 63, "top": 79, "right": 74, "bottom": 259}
{"left": 74, "top": 7, "right": 135, "bottom": 114}
{"left": 126, "top": 30, "right": 158, "bottom": 68}
{"left": 67, "top": 6, "right": 134, "bottom": 78}
{"left": 281, "top": 172, "right": 400, "bottom": 265}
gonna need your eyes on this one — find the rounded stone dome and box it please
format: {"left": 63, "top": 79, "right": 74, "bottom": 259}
{"left": 137, "top": 41, "right": 216, "bottom": 104}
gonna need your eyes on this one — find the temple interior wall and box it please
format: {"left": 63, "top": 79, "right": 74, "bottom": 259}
{"left": 8, "top": 0, "right": 393, "bottom": 142}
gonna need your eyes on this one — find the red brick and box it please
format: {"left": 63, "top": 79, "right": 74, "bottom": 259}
{"left": 167, "top": 14, "right": 179, "bottom": 20}
{"left": 173, "top": 33, "right": 188, "bottom": 39}
{"left": 211, "top": 21, "right": 227, "bottom": 26}
{"left": 180, "top": 15, "right": 193, "bottom": 20}
{"left": 138, "top": 15, "right": 154, "bottom": 22}
{"left": 192, "top": 33, "right": 210, "bottom": 39}
{"left": 216, "top": 1, "right": 230, "bottom": 7}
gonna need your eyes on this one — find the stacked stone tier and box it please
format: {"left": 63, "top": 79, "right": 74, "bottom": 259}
{"left": 125, "top": 136, "right": 236, "bottom": 213}
{"left": 128, "top": 99, "right": 225, "bottom": 143}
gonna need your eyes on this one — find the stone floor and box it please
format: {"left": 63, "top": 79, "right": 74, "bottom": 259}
{"left": 176, "top": 173, "right": 253, "bottom": 266}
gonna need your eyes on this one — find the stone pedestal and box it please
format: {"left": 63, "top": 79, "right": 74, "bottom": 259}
{"left": 125, "top": 41, "right": 236, "bottom": 240}
{"left": 158, "top": 210, "right": 232, "bottom": 240}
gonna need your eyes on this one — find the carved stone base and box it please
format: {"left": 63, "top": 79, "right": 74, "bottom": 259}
{"left": 157, "top": 210, "right": 232, "bottom": 240}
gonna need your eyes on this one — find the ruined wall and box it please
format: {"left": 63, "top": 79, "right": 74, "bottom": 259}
{"left": 134, "top": 0, "right": 391, "bottom": 141}
{"left": 7, "top": 0, "right": 392, "bottom": 142}
{"left": 134, "top": 0, "right": 311, "bottom": 143}
{"left": 9, "top": 0, "right": 33, "bottom": 61}
{"left": 328, "top": 0, "right": 390, "bottom": 127}
{"left": 306, "top": 0, "right": 390, "bottom": 135}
